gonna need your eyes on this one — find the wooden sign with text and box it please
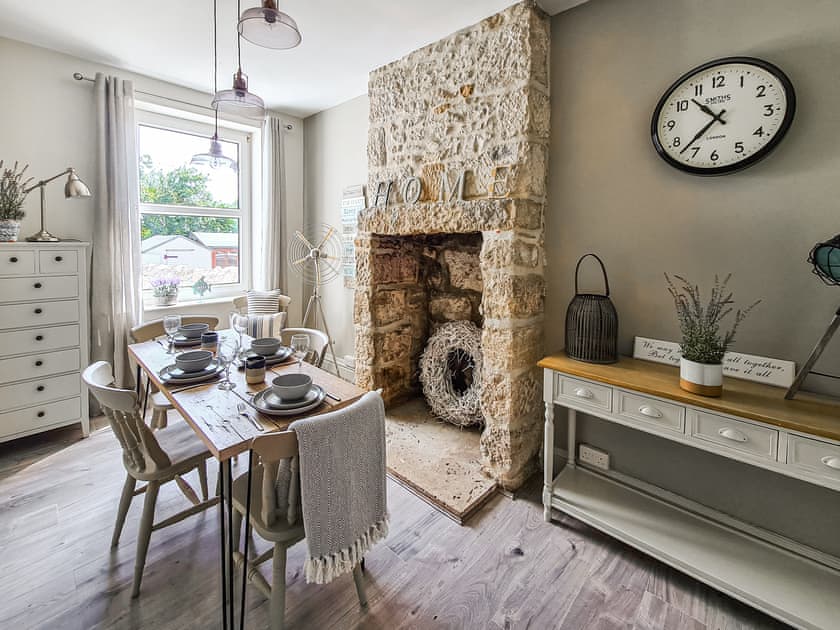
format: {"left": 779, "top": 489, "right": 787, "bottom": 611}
{"left": 633, "top": 336, "right": 796, "bottom": 388}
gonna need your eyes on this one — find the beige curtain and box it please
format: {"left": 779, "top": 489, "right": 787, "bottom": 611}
{"left": 90, "top": 73, "right": 142, "bottom": 388}
{"left": 256, "top": 116, "right": 288, "bottom": 292}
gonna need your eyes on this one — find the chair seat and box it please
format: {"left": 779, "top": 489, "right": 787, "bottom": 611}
{"left": 151, "top": 391, "right": 173, "bottom": 410}
{"left": 151, "top": 421, "right": 211, "bottom": 476}
{"left": 232, "top": 465, "right": 305, "bottom": 544}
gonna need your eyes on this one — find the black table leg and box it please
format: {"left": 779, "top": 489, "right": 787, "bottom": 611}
{"left": 239, "top": 450, "right": 254, "bottom": 630}
{"left": 226, "top": 462, "right": 235, "bottom": 630}
{"left": 142, "top": 377, "right": 151, "bottom": 421}
{"left": 219, "top": 460, "right": 229, "bottom": 630}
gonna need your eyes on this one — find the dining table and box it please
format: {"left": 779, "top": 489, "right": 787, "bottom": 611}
{"left": 128, "top": 330, "right": 365, "bottom": 630}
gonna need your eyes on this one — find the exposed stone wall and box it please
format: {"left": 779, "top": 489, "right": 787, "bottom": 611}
{"left": 355, "top": 1, "right": 550, "bottom": 490}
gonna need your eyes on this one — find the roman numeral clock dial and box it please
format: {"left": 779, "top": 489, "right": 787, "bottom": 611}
{"left": 651, "top": 57, "right": 795, "bottom": 175}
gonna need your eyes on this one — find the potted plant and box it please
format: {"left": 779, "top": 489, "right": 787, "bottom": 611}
{"left": 665, "top": 273, "right": 760, "bottom": 397}
{"left": 151, "top": 277, "right": 181, "bottom": 306}
{"left": 0, "top": 160, "right": 32, "bottom": 242}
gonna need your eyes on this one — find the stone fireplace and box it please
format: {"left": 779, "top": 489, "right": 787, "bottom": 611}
{"left": 354, "top": 1, "right": 549, "bottom": 490}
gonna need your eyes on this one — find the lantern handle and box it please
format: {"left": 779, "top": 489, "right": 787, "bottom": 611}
{"left": 574, "top": 253, "right": 610, "bottom": 297}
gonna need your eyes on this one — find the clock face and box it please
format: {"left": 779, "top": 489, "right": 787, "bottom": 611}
{"left": 651, "top": 57, "right": 795, "bottom": 175}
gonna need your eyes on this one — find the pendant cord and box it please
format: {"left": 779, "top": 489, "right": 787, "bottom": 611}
{"left": 236, "top": 0, "right": 242, "bottom": 72}
{"left": 212, "top": 0, "right": 219, "bottom": 137}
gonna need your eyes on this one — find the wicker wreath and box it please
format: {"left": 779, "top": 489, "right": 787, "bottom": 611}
{"left": 419, "top": 321, "right": 484, "bottom": 428}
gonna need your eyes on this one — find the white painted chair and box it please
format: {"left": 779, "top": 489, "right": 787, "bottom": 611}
{"left": 230, "top": 430, "right": 367, "bottom": 630}
{"left": 130, "top": 316, "right": 220, "bottom": 429}
{"left": 280, "top": 327, "right": 330, "bottom": 368}
{"left": 233, "top": 292, "right": 292, "bottom": 314}
{"left": 82, "top": 361, "right": 218, "bottom": 598}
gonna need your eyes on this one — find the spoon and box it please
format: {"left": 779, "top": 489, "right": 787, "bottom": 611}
{"left": 237, "top": 402, "right": 265, "bottom": 433}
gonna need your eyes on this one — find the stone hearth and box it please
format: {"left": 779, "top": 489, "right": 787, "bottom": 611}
{"left": 354, "top": 1, "right": 550, "bottom": 490}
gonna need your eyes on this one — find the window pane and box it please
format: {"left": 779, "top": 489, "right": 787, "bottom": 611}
{"left": 141, "top": 214, "right": 240, "bottom": 293}
{"left": 138, "top": 125, "right": 239, "bottom": 208}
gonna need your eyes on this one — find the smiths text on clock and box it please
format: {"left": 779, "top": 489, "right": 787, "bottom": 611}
{"left": 651, "top": 57, "right": 795, "bottom": 175}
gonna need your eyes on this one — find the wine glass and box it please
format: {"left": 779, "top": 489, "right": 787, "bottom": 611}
{"left": 230, "top": 312, "right": 249, "bottom": 355}
{"left": 163, "top": 315, "right": 181, "bottom": 354}
{"left": 290, "top": 334, "right": 309, "bottom": 372}
{"left": 217, "top": 338, "right": 240, "bottom": 391}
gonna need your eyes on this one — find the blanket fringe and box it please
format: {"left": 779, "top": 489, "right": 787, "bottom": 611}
{"left": 303, "top": 516, "right": 390, "bottom": 584}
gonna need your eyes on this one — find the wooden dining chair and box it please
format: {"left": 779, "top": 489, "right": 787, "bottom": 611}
{"left": 129, "top": 315, "right": 220, "bottom": 429}
{"left": 83, "top": 361, "right": 219, "bottom": 598}
{"left": 233, "top": 291, "right": 292, "bottom": 315}
{"left": 279, "top": 327, "right": 330, "bottom": 368}
{"left": 230, "top": 431, "right": 367, "bottom": 630}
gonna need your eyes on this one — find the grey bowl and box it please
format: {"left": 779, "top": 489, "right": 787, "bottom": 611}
{"left": 251, "top": 337, "right": 282, "bottom": 357}
{"left": 178, "top": 323, "right": 210, "bottom": 339}
{"left": 271, "top": 373, "right": 312, "bottom": 401}
{"left": 175, "top": 350, "right": 214, "bottom": 373}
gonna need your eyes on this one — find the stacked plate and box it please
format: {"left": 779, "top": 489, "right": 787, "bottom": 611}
{"left": 239, "top": 346, "right": 294, "bottom": 368}
{"left": 172, "top": 334, "right": 202, "bottom": 348}
{"left": 159, "top": 360, "right": 224, "bottom": 385}
{"left": 251, "top": 384, "right": 326, "bottom": 416}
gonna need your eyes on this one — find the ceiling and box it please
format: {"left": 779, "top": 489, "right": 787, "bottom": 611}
{"left": 0, "top": 0, "right": 587, "bottom": 118}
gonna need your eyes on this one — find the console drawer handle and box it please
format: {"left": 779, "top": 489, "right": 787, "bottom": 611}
{"left": 9, "top": 256, "right": 18, "bottom": 263}
{"left": 718, "top": 427, "right": 748, "bottom": 443}
{"left": 37, "top": 411, "right": 45, "bottom": 418}
{"left": 638, "top": 405, "right": 663, "bottom": 419}
{"left": 35, "top": 360, "right": 44, "bottom": 367}
{"left": 34, "top": 282, "right": 42, "bottom": 289}
{"left": 34, "top": 308, "right": 43, "bottom": 314}
{"left": 573, "top": 387, "right": 594, "bottom": 400}
{"left": 35, "top": 335, "right": 44, "bottom": 341}
{"left": 821, "top": 456, "right": 840, "bottom": 470}
{"left": 37, "top": 385, "right": 45, "bottom": 392}
{"left": 55, "top": 256, "right": 63, "bottom": 262}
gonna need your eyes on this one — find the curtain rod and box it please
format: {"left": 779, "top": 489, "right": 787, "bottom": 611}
{"left": 72, "top": 72, "right": 293, "bottom": 130}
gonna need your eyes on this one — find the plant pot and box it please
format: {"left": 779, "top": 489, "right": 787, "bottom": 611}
{"left": 679, "top": 358, "right": 723, "bottom": 397}
{"left": 0, "top": 219, "right": 21, "bottom": 242}
{"left": 155, "top": 292, "right": 177, "bottom": 306}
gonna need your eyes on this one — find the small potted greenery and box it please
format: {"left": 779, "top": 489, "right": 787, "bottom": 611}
{"left": 665, "top": 273, "right": 760, "bottom": 397}
{"left": 151, "top": 277, "right": 181, "bottom": 306}
{"left": 0, "top": 160, "right": 32, "bottom": 242}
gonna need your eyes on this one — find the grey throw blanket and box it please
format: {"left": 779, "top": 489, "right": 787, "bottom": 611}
{"left": 290, "top": 391, "right": 389, "bottom": 584}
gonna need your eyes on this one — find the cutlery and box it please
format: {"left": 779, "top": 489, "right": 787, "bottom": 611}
{"left": 237, "top": 402, "right": 265, "bottom": 433}
{"left": 169, "top": 382, "right": 211, "bottom": 394}
{"left": 325, "top": 392, "right": 341, "bottom": 402}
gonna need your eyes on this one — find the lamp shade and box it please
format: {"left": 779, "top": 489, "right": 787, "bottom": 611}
{"left": 212, "top": 70, "right": 265, "bottom": 119}
{"left": 809, "top": 234, "right": 840, "bottom": 286}
{"left": 238, "top": 1, "right": 301, "bottom": 49}
{"left": 191, "top": 137, "right": 238, "bottom": 171}
{"left": 64, "top": 170, "right": 91, "bottom": 198}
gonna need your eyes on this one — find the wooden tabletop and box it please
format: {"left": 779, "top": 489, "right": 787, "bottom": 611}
{"left": 538, "top": 353, "right": 840, "bottom": 442}
{"left": 129, "top": 332, "right": 366, "bottom": 460}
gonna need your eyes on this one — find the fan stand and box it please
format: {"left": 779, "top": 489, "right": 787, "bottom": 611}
{"left": 785, "top": 304, "right": 840, "bottom": 399}
{"left": 302, "top": 282, "right": 342, "bottom": 379}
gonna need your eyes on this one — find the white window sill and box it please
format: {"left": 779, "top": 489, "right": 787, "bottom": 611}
{"left": 143, "top": 295, "right": 236, "bottom": 313}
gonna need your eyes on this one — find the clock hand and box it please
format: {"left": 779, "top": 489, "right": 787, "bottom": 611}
{"left": 691, "top": 98, "right": 727, "bottom": 125}
{"left": 679, "top": 109, "right": 726, "bottom": 155}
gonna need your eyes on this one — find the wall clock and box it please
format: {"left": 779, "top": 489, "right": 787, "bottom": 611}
{"left": 651, "top": 57, "right": 795, "bottom": 176}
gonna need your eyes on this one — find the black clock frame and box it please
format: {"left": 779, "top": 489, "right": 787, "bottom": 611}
{"left": 650, "top": 56, "right": 796, "bottom": 176}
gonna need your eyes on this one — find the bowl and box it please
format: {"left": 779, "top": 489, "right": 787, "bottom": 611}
{"left": 271, "top": 373, "right": 312, "bottom": 401}
{"left": 250, "top": 337, "right": 281, "bottom": 357}
{"left": 178, "top": 322, "right": 210, "bottom": 339}
{"left": 175, "top": 350, "right": 214, "bottom": 373}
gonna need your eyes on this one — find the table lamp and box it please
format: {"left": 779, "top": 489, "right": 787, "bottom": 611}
{"left": 785, "top": 234, "right": 840, "bottom": 399}
{"left": 24, "top": 167, "right": 91, "bottom": 242}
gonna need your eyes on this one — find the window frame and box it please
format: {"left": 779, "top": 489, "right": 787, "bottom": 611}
{"left": 136, "top": 108, "right": 255, "bottom": 304}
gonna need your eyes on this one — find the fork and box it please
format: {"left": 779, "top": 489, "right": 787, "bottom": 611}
{"left": 237, "top": 402, "right": 265, "bottom": 433}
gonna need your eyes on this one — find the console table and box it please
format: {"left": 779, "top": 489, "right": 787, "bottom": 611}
{"left": 539, "top": 353, "right": 840, "bottom": 630}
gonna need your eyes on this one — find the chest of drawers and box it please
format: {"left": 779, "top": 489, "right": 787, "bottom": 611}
{"left": 0, "top": 243, "right": 89, "bottom": 441}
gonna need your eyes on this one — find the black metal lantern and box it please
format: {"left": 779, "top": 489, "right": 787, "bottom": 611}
{"left": 565, "top": 254, "right": 619, "bottom": 364}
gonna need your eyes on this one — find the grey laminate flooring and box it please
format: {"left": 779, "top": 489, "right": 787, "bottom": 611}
{"left": 0, "top": 419, "right": 788, "bottom": 629}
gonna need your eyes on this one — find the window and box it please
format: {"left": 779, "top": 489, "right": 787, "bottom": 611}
{"left": 136, "top": 109, "right": 254, "bottom": 303}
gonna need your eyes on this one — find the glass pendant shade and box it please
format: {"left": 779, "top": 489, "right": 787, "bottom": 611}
{"left": 212, "top": 70, "right": 266, "bottom": 119}
{"left": 238, "top": 1, "right": 301, "bottom": 49}
{"left": 191, "top": 136, "right": 237, "bottom": 171}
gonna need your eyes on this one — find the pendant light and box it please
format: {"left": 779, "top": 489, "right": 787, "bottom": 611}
{"left": 212, "top": 0, "right": 266, "bottom": 119}
{"left": 238, "top": 1, "right": 301, "bottom": 49}
{"left": 192, "top": 0, "right": 237, "bottom": 170}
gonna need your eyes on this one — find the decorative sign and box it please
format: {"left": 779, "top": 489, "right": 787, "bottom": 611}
{"left": 341, "top": 184, "right": 366, "bottom": 289}
{"left": 371, "top": 165, "right": 515, "bottom": 207}
{"left": 633, "top": 336, "right": 796, "bottom": 388}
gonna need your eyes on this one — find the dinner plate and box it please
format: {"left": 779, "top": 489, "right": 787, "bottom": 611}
{"left": 160, "top": 360, "right": 224, "bottom": 384}
{"left": 251, "top": 385, "right": 326, "bottom": 416}
{"left": 238, "top": 346, "right": 294, "bottom": 367}
{"left": 173, "top": 334, "right": 202, "bottom": 348}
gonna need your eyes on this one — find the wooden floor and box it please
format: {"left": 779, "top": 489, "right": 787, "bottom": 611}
{"left": 0, "top": 419, "right": 788, "bottom": 630}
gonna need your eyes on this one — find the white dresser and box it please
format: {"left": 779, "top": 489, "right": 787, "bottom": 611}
{"left": 0, "top": 242, "right": 89, "bottom": 441}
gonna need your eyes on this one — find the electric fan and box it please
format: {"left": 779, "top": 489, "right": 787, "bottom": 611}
{"left": 288, "top": 223, "right": 343, "bottom": 375}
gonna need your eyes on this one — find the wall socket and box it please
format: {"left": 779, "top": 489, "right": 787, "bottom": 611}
{"left": 579, "top": 444, "right": 610, "bottom": 470}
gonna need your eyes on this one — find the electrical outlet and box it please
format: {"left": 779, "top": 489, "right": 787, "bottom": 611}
{"left": 579, "top": 444, "right": 610, "bottom": 470}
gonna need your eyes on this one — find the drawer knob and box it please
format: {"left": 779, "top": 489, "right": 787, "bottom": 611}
{"left": 35, "top": 360, "right": 43, "bottom": 367}
{"left": 821, "top": 456, "right": 840, "bottom": 470}
{"left": 34, "top": 282, "right": 42, "bottom": 289}
{"left": 34, "top": 308, "right": 43, "bottom": 314}
{"left": 37, "top": 411, "right": 45, "bottom": 418}
{"left": 35, "top": 335, "right": 44, "bottom": 341}
{"left": 718, "top": 427, "right": 748, "bottom": 443}
{"left": 37, "top": 385, "right": 45, "bottom": 392}
{"left": 9, "top": 256, "right": 17, "bottom": 263}
{"left": 55, "top": 256, "right": 63, "bottom": 262}
{"left": 573, "top": 387, "right": 594, "bottom": 399}
{"left": 638, "top": 405, "right": 663, "bottom": 419}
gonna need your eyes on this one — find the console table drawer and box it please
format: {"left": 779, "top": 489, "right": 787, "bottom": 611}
{"left": 0, "top": 275, "right": 79, "bottom": 302}
{"left": 689, "top": 411, "right": 778, "bottom": 461}
{"left": 0, "top": 373, "right": 82, "bottom": 409}
{"left": 0, "top": 299, "right": 80, "bottom": 330}
{"left": 555, "top": 375, "right": 612, "bottom": 413}
{"left": 616, "top": 391, "right": 685, "bottom": 433}
{"left": 0, "top": 397, "right": 82, "bottom": 437}
{"left": 0, "top": 250, "right": 35, "bottom": 275}
{"left": 39, "top": 250, "right": 79, "bottom": 274}
{"left": 0, "top": 324, "right": 80, "bottom": 357}
{"left": 787, "top": 435, "right": 840, "bottom": 482}
{"left": 0, "top": 348, "right": 80, "bottom": 384}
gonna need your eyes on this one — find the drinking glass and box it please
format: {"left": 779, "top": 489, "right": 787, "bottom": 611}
{"left": 217, "top": 338, "right": 240, "bottom": 391}
{"left": 290, "top": 334, "right": 309, "bottom": 372}
{"left": 163, "top": 315, "right": 181, "bottom": 354}
{"left": 229, "top": 312, "right": 249, "bottom": 358}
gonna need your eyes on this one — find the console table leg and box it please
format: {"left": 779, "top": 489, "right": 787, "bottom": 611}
{"left": 568, "top": 408, "right": 577, "bottom": 469}
{"left": 543, "top": 399, "right": 554, "bottom": 522}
